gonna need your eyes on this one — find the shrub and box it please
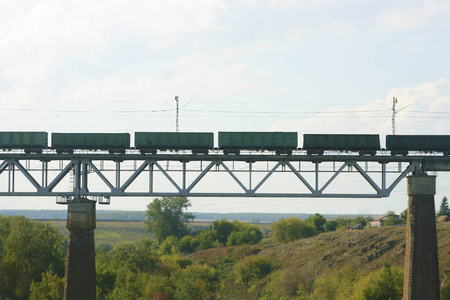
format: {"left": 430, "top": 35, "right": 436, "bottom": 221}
{"left": 227, "top": 225, "right": 263, "bottom": 246}
{"left": 351, "top": 263, "right": 403, "bottom": 300}
{"left": 172, "top": 264, "right": 219, "bottom": 300}
{"left": 234, "top": 256, "right": 278, "bottom": 284}
{"left": 324, "top": 220, "right": 338, "bottom": 232}
{"left": 271, "top": 217, "right": 316, "bottom": 243}
{"left": 311, "top": 266, "right": 357, "bottom": 300}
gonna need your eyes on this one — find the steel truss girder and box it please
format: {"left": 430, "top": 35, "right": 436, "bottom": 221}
{"left": 0, "top": 154, "right": 431, "bottom": 198}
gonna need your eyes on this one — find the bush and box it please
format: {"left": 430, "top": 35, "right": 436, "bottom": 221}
{"left": 29, "top": 270, "right": 64, "bottom": 300}
{"left": 227, "top": 225, "right": 263, "bottom": 246}
{"left": 234, "top": 256, "right": 278, "bottom": 284}
{"left": 351, "top": 263, "right": 403, "bottom": 300}
{"left": 271, "top": 217, "right": 316, "bottom": 243}
{"left": 264, "top": 267, "right": 306, "bottom": 298}
{"left": 172, "top": 264, "right": 219, "bottom": 300}
{"left": 311, "top": 266, "right": 357, "bottom": 300}
{"left": 324, "top": 220, "right": 338, "bottom": 232}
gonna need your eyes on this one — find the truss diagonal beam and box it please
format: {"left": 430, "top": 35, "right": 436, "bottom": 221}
{"left": 186, "top": 161, "right": 215, "bottom": 192}
{"left": 154, "top": 161, "right": 181, "bottom": 192}
{"left": 87, "top": 161, "right": 115, "bottom": 190}
{"left": 319, "top": 162, "right": 348, "bottom": 193}
{"left": 47, "top": 161, "right": 74, "bottom": 192}
{"left": 351, "top": 161, "right": 381, "bottom": 193}
{"left": 220, "top": 162, "right": 248, "bottom": 193}
{"left": 253, "top": 162, "right": 281, "bottom": 192}
{"left": 387, "top": 161, "right": 420, "bottom": 194}
{"left": 0, "top": 161, "right": 8, "bottom": 175}
{"left": 121, "top": 161, "right": 150, "bottom": 192}
{"left": 13, "top": 160, "right": 41, "bottom": 189}
{"left": 286, "top": 162, "right": 315, "bottom": 193}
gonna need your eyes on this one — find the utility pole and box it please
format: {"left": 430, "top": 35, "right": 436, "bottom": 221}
{"left": 175, "top": 95, "right": 179, "bottom": 132}
{"left": 392, "top": 97, "right": 397, "bottom": 135}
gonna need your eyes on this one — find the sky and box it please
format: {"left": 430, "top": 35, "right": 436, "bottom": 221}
{"left": 1, "top": 0, "right": 450, "bottom": 215}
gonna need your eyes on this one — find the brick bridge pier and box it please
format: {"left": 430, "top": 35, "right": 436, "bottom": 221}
{"left": 403, "top": 174, "right": 440, "bottom": 300}
{"left": 64, "top": 198, "right": 96, "bottom": 300}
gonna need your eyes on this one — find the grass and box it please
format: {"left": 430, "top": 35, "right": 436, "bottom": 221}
{"left": 43, "top": 220, "right": 149, "bottom": 246}
{"left": 189, "top": 222, "right": 450, "bottom": 288}
{"left": 42, "top": 220, "right": 213, "bottom": 246}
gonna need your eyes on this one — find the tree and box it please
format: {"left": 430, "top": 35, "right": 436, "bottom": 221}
{"left": 145, "top": 197, "right": 195, "bottom": 243}
{"left": 29, "top": 270, "right": 64, "bottom": 300}
{"left": 352, "top": 263, "right": 403, "bottom": 300}
{"left": 384, "top": 213, "right": 397, "bottom": 226}
{"left": 306, "top": 213, "right": 327, "bottom": 232}
{"left": 0, "top": 215, "right": 65, "bottom": 299}
{"left": 324, "top": 220, "right": 338, "bottom": 232}
{"left": 400, "top": 209, "right": 408, "bottom": 222}
{"left": 212, "top": 219, "right": 235, "bottom": 245}
{"left": 271, "top": 217, "right": 316, "bottom": 243}
{"left": 226, "top": 225, "right": 263, "bottom": 246}
{"left": 438, "top": 196, "right": 450, "bottom": 217}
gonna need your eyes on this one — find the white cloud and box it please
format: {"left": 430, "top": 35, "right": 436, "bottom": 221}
{"left": 327, "top": 21, "right": 357, "bottom": 36}
{"left": 270, "top": 79, "right": 450, "bottom": 144}
{"left": 214, "top": 42, "right": 275, "bottom": 63}
{"left": 376, "top": 0, "right": 450, "bottom": 30}
{"left": 286, "top": 27, "right": 312, "bottom": 42}
{"left": 0, "top": 0, "right": 228, "bottom": 109}
{"left": 265, "top": 0, "right": 331, "bottom": 11}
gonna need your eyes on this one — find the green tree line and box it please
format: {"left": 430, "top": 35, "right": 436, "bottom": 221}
{"left": 2, "top": 197, "right": 449, "bottom": 299}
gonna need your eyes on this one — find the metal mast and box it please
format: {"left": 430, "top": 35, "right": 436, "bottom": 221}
{"left": 175, "top": 95, "right": 179, "bottom": 132}
{"left": 392, "top": 97, "right": 397, "bottom": 135}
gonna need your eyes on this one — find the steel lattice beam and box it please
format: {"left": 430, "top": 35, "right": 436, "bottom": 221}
{"left": 0, "top": 153, "right": 442, "bottom": 200}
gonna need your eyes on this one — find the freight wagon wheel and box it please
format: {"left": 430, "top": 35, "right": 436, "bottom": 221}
{"left": 318, "top": 150, "right": 324, "bottom": 156}
{"left": 68, "top": 149, "right": 74, "bottom": 154}
{"left": 140, "top": 149, "right": 147, "bottom": 155}
{"left": 24, "top": 149, "right": 31, "bottom": 154}
{"left": 192, "top": 150, "right": 197, "bottom": 155}
{"left": 390, "top": 151, "right": 397, "bottom": 156}
{"left": 151, "top": 150, "right": 157, "bottom": 155}
{"left": 275, "top": 150, "right": 281, "bottom": 155}
{"left": 223, "top": 150, "right": 229, "bottom": 155}
{"left": 444, "top": 151, "right": 449, "bottom": 157}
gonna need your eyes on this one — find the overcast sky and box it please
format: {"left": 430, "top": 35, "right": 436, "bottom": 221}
{"left": 1, "top": 0, "right": 450, "bottom": 215}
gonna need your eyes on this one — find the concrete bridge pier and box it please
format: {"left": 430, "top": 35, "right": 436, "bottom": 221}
{"left": 403, "top": 174, "right": 440, "bottom": 300}
{"left": 64, "top": 198, "right": 96, "bottom": 300}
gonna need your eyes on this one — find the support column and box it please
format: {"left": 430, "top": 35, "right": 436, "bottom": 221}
{"left": 64, "top": 198, "right": 96, "bottom": 300}
{"left": 403, "top": 174, "right": 440, "bottom": 300}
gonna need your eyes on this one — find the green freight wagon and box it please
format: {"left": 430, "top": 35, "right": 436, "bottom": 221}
{"left": 135, "top": 132, "right": 214, "bottom": 154}
{"left": 218, "top": 132, "right": 298, "bottom": 155}
{"left": 303, "top": 134, "right": 380, "bottom": 156}
{"left": 386, "top": 135, "right": 450, "bottom": 156}
{"left": 51, "top": 133, "right": 130, "bottom": 154}
{"left": 0, "top": 132, "right": 48, "bottom": 154}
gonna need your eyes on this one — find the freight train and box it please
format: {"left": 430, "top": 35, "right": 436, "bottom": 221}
{"left": 0, "top": 131, "right": 449, "bottom": 156}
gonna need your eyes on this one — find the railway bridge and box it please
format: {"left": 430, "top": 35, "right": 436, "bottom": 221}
{"left": 0, "top": 151, "right": 448, "bottom": 299}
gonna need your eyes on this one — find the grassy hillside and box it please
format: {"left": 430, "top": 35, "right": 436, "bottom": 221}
{"left": 188, "top": 222, "right": 450, "bottom": 298}
{"left": 42, "top": 220, "right": 214, "bottom": 246}
{"left": 43, "top": 220, "right": 149, "bottom": 246}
